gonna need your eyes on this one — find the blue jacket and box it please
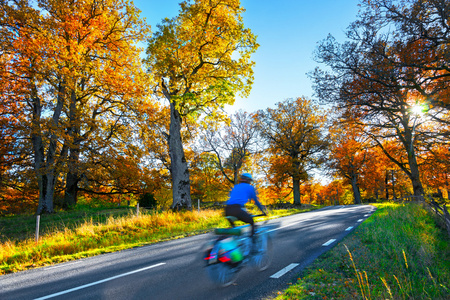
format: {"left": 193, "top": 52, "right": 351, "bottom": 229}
{"left": 227, "top": 183, "right": 264, "bottom": 211}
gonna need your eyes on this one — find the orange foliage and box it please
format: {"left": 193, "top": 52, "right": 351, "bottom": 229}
{"left": 256, "top": 97, "right": 328, "bottom": 205}
{"left": 1, "top": 0, "right": 151, "bottom": 213}
{"left": 0, "top": 187, "right": 38, "bottom": 215}
{"left": 421, "top": 144, "right": 450, "bottom": 197}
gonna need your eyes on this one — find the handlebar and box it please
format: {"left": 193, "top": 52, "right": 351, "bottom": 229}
{"left": 251, "top": 214, "right": 267, "bottom": 218}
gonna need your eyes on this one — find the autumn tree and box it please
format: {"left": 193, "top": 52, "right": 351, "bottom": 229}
{"left": 326, "top": 180, "right": 346, "bottom": 205}
{"left": 145, "top": 0, "right": 258, "bottom": 209}
{"left": 421, "top": 142, "right": 450, "bottom": 199}
{"left": 200, "top": 110, "right": 259, "bottom": 185}
{"left": 1, "top": 0, "right": 150, "bottom": 213}
{"left": 138, "top": 99, "right": 209, "bottom": 207}
{"left": 356, "top": 145, "right": 391, "bottom": 201}
{"left": 189, "top": 152, "right": 229, "bottom": 203}
{"left": 311, "top": 0, "right": 449, "bottom": 198}
{"left": 0, "top": 1, "right": 38, "bottom": 212}
{"left": 328, "top": 119, "right": 369, "bottom": 204}
{"left": 315, "top": 180, "right": 348, "bottom": 206}
{"left": 138, "top": 102, "right": 171, "bottom": 171}
{"left": 256, "top": 97, "right": 328, "bottom": 205}
{"left": 359, "top": 0, "right": 450, "bottom": 110}
{"left": 0, "top": 67, "right": 29, "bottom": 193}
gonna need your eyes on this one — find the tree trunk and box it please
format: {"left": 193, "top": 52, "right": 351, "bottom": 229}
{"left": 33, "top": 133, "right": 57, "bottom": 215}
{"left": 350, "top": 174, "right": 362, "bottom": 204}
{"left": 31, "top": 99, "right": 49, "bottom": 214}
{"left": 31, "top": 89, "right": 56, "bottom": 214}
{"left": 168, "top": 101, "right": 192, "bottom": 210}
{"left": 385, "top": 170, "right": 389, "bottom": 200}
{"left": 63, "top": 172, "right": 78, "bottom": 208}
{"left": 33, "top": 82, "right": 65, "bottom": 214}
{"left": 293, "top": 176, "right": 301, "bottom": 205}
{"left": 391, "top": 170, "right": 396, "bottom": 200}
{"left": 233, "top": 168, "right": 239, "bottom": 185}
{"left": 42, "top": 107, "right": 63, "bottom": 213}
{"left": 63, "top": 148, "right": 80, "bottom": 209}
{"left": 62, "top": 90, "right": 80, "bottom": 209}
{"left": 407, "top": 152, "right": 424, "bottom": 197}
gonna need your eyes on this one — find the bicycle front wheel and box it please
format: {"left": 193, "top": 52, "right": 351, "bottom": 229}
{"left": 252, "top": 234, "right": 273, "bottom": 271}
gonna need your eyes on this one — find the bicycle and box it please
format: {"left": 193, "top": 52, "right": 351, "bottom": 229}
{"left": 202, "top": 214, "right": 278, "bottom": 287}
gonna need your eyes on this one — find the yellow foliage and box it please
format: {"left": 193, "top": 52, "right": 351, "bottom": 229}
{"left": 146, "top": 0, "right": 258, "bottom": 117}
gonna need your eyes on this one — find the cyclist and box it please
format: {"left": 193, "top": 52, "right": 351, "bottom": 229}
{"left": 225, "top": 173, "right": 267, "bottom": 239}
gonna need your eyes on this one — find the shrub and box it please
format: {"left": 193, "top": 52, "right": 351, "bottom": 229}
{"left": 139, "top": 193, "right": 157, "bottom": 209}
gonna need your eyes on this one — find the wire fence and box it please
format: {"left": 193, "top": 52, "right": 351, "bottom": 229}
{"left": 395, "top": 195, "right": 450, "bottom": 237}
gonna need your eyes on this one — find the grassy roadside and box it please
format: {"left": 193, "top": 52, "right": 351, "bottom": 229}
{"left": 274, "top": 202, "right": 450, "bottom": 299}
{"left": 0, "top": 206, "right": 133, "bottom": 243}
{"left": 0, "top": 205, "right": 314, "bottom": 275}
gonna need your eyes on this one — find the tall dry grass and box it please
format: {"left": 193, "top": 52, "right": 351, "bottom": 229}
{"left": 0, "top": 209, "right": 225, "bottom": 274}
{"left": 1, "top": 206, "right": 308, "bottom": 274}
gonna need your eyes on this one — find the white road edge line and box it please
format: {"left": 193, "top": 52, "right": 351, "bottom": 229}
{"left": 44, "top": 261, "right": 82, "bottom": 271}
{"left": 270, "top": 263, "right": 299, "bottom": 279}
{"left": 357, "top": 219, "right": 363, "bottom": 222}
{"left": 34, "top": 262, "right": 166, "bottom": 300}
{"left": 364, "top": 214, "right": 369, "bottom": 217}
{"left": 322, "top": 239, "right": 336, "bottom": 246}
{"left": 345, "top": 226, "right": 353, "bottom": 231}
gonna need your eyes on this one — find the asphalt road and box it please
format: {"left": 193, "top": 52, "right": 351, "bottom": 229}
{"left": 0, "top": 205, "right": 376, "bottom": 300}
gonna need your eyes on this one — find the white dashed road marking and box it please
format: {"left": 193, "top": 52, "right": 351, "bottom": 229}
{"left": 270, "top": 207, "right": 372, "bottom": 281}
{"left": 270, "top": 263, "right": 299, "bottom": 279}
{"left": 322, "top": 239, "right": 336, "bottom": 246}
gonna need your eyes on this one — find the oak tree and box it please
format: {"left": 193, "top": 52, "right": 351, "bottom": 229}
{"left": 328, "top": 119, "right": 369, "bottom": 204}
{"left": 311, "top": 0, "right": 449, "bottom": 197}
{"left": 200, "top": 110, "right": 259, "bottom": 185}
{"left": 145, "top": 0, "right": 258, "bottom": 209}
{"left": 256, "top": 97, "right": 328, "bottom": 205}
{"left": 1, "top": 0, "right": 150, "bottom": 213}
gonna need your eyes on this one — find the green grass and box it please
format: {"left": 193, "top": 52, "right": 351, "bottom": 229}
{"left": 0, "top": 206, "right": 132, "bottom": 243}
{"left": 275, "top": 202, "right": 450, "bottom": 300}
{"left": 0, "top": 205, "right": 313, "bottom": 275}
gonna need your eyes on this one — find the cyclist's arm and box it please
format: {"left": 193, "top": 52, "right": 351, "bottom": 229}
{"left": 250, "top": 188, "right": 267, "bottom": 215}
{"left": 254, "top": 198, "right": 267, "bottom": 215}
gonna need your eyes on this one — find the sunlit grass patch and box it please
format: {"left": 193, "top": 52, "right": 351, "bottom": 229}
{"left": 0, "top": 207, "right": 132, "bottom": 243}
{"left": 0, "top": 206, "right": 315, "bottom": 274}
{"left": 276, "top": 202, "right": 450, "bottom": 299}
{"left": 0, "top": 209, "right": 221, "bottom": 274}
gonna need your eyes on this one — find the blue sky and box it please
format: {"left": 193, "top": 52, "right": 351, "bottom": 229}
{"left": 133, "top": 0, "right": 361, "bottom": 113}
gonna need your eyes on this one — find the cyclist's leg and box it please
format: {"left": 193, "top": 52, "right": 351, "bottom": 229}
{"left": 226, "top": 205, "right": 259, "bottom": 254}
{"left": 236, "top": 208, "right": 255, "bottom": 236}
{"left": 234, "top": 209, "right": 258, "bottom": 253}
{"left": 225, "top": 204, "right": 239, "bottom": 227}
{"left": 226, "top": 204, "right": 255, "bottom": 235}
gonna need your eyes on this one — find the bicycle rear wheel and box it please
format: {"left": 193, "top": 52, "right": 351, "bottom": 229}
{"left": 206, "top": 262, "right": 239, "bottom": 287}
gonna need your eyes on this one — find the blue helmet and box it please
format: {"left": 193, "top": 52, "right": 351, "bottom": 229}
{"left": 240, "top": 173, "right": 253, "bottom": 181}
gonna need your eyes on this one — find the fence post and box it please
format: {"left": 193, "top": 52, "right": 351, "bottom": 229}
{"left": 433, "top": 201, "right": 439, "bottom": 215}
{"left": 443, "top": 205, "right": 450, "bottom": 237}
{"left": 136, "top": 203, "right": 139, "bottom": 217}
{"left": 35, "top": 215, "right": 40, "bottom": 244}
{"left": 198, "top": 199, "right": 200, "bottom": 212}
